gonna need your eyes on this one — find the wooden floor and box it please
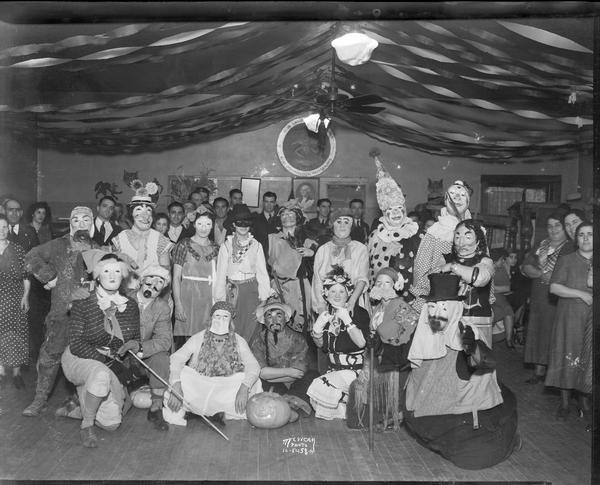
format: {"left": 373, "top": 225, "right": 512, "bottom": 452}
{"left": 0, "top": 343, "right": 592, "bottom": 483}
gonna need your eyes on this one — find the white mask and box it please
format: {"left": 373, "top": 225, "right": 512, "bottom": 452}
{"left": 209, "top": 309, "right": 232, "bottom": 335}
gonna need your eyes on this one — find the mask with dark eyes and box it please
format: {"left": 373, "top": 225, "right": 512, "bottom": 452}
{"left": 141, "top": 276, "right": 165, "bottom": 299}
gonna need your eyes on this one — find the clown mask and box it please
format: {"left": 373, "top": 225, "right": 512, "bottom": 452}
{"left": 70, "top": 213, "right": 93, "bottom": 240}
{"left": 453, "top": 224, "right": 478, "bottom": 258}
{"left": 132, "top": 204, "right": 153, "bottom": 231}
{"left": 141, "top": 275, "right": 166, "bottom": 299}
{"left": 210, "top": 309, "right": 232, "bottom": 335}
{"left": 426, "top": 300, "right": 462, "bottom": 333}
{"left": 445, "top": 184, "right": 469, "bottom": 218}
{"left": 383, "top": 205, "right": 406, "bottom": 228}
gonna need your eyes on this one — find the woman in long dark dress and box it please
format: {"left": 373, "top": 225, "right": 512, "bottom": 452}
{"left": 546, "top": 221, "right": 593, "bottom": 420}
{"left": 522, "top": 212, "right": 569, "bottom": 384}
{"left": 0, "top": 214, "right": 31, "bottom": 389}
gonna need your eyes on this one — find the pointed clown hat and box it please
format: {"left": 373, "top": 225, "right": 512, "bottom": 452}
{"left": 371, "top": 148, "right": 406, "bottom": 212}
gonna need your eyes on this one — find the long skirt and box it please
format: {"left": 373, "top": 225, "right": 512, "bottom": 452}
{"left": 578, "top": 309, "right": 593, "bottom": 394}
{"left": 524, "top": 279, "right": 557, "bottom": 366}
{"left": 162, "top": 366, "right": 263, "bottom": 425}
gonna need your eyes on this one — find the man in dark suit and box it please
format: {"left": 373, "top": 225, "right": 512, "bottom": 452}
{"left": 4, "top": 198, "right": 39, "bottom": 252}
{"left": 304, "top": 198, "right": 333, "bottom": 247}
{"left": 252, "top": 191, "right": 279, "bottom": 261}
{"left": 167, "top": 201, "right": 195, "bottom": 243}
{"left": 349, "top": 198, "right": 371, "bottom": 244}
{"left": 91, "top": 196, "right": 121, "bottom": 246}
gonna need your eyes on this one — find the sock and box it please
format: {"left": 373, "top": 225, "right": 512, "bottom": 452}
{"left": 151, "top": 391, "right": 164, "bottom": 411}
{"left": 81, "top": 391, "right": 104, "bottom": 429}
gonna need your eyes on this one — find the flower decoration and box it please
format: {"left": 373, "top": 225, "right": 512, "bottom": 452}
{"left": 130, "top": 179, "right": 144, "bottom": 190}
{"left": 146, "top": 182, "right": 158, "bottom": 195}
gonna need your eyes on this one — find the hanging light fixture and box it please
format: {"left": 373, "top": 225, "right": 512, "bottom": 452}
{"left": 331, "top": 32, "right": 378, "bottom": 66}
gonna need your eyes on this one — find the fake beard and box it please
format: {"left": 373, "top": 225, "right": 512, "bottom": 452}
{"left": 428, "top": 315, "right": 449, "bottom": 333}
{"left": 369, "top": 286, "right": 398, "bottom": 302}
{"left": 267, "top": 324, "right": 282, "bottom": 343}
{"left": 72, "top": 229, "right": 92, "bottom": 243}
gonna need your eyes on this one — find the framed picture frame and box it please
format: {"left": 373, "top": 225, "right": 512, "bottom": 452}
{"left": 322, "top": 178, "right": 368, "bottom": 211}
{"left": 291, "top": 177, "right": 319, "bottom": 215}
{"left": 240, "top": 177, "right": 261, "bottom": 208}
{"left": 276, "top": 117, "right": 336, "bottom": 176}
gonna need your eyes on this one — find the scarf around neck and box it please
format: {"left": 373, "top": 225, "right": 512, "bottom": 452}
{"left": 376, "top": 217, "right": 419, "bottom": 242}
{"left": 96, "top": 287, "right": 128, "bottom": 341}
{"left": 331, "top": 235, "right": 352, "bottom": 259}
{"left": 426, "top": 207, "right": 472, "bottom": 242}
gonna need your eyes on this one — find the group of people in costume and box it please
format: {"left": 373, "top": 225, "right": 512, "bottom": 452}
{"left": 1, "top": 154, "right": 533, "bottom": 470}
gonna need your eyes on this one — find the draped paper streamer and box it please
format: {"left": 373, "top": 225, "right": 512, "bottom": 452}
{"left": 0, "top": 19, "right": 592, "bottom": 161}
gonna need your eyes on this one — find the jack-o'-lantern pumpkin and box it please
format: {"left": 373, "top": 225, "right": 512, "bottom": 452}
{"left": 246, "top": 391, "right": 292, "bottom": 429}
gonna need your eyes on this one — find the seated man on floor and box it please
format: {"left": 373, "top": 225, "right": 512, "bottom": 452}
{"left": 164, "top": 301, "right": 262, "bottom": 425}
{"left": 251, "top": 296, "right": 317, "bottom": 416}
{"left": 404, "top": 273, "right": 519, "bottom": 470}
{"left": 60, "top": 251, "right": 141, "bottom": 448}
{"left": 125, "top": 264, "right": 173, "bottom": 431}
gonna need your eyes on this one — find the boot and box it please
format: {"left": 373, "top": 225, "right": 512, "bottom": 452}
{"left": 23, "top": 363, "right": 60, "bottom": 416}
{"left": 23, "top": 395, "right": 49, "bottom": 417}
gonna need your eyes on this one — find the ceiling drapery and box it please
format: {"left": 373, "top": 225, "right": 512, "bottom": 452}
{"left": 0, "top": 18, "right": 593, "bottom": 162}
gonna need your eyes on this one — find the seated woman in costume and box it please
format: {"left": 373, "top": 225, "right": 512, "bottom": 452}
{"left": 435, "top": 219, "right": 495, "bottom": 347}
{"left": 60, "top": 251, "right": 141, "bottom": 448}
{"left": 164, "top": 301, "right": 262, "bottom": 425}
{"left": 307, "top": 266, "right": 369, "bottom": 420}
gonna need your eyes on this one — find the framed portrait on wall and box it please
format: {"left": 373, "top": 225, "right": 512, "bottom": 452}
{"left": 240, "top": 177, "right": 261, "bottom": 208}
{"left": 322, "top": 178, "right": 368, "bottom": 210}
{"left": 259, "top": 177, "right": 292, "bottom": 205}
{"left": 292, "top": 177, "right": 319, "bottom": 215}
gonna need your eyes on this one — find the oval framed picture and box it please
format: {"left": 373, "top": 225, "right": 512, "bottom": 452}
{"left": 276, "top": 117, "right": 336, "bottom": 177}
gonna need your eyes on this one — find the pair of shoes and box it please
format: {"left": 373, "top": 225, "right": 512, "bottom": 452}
{"left": 525, "top": 375, "right": 545, "bottom": 384}
{"left": 556, "top": 405, "right": 570, "bottom": 420}
{"left": 147, "top": 408, "right": 169, "bottom": 431}
{"left": 22, "top": 396, "right": 48, "bottom": 417}
{"left": 80, "top": 426, "right": 98, "bottom": 448}
{"left": 12, "top": 374, "right": 25, "bottom": 389}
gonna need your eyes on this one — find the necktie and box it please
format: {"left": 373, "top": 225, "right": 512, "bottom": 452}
{"left": 98, "top": 223, "right": 106, "bottom": 241}
{"left": 11, "top": 225, "right": 17, "bottom": 235}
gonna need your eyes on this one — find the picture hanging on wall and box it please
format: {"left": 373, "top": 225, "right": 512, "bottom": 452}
{"left": 168, "top": 175, "right": 217, "bottom": 203}
{"left": 276, "top": 117, "right": 336, "bottom": 177}
{"left": 240, "top": 177, "right": 261, "bottom": 208}
{"left": 292, "top": 177, "right": 319, "bottom": 215}
{"left": 323, "top": 178, "right": 367, "bottom": 210}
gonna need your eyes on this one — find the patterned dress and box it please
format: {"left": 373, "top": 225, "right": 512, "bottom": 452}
{"left": 545, "top": 252, "right": 593, "bottom": 390}
{"left": 0, "top": 243, "right": 29, "bottom": 367}
{"left": 172, "top": 238, "right": 218, "bottom": 336}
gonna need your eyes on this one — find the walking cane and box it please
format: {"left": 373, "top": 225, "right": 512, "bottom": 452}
{"left": 127, "top": 350, "right": 230, "bottom": 441}
{"left": 368, "top": 333, "right": 375, "bottom": 451}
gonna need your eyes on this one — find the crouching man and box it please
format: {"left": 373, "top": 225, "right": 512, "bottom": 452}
{"left": 125, "top": 265, "right": 173, "bottom": 431}
{"left": 251, "top": 296, "right": 317, "bottom": 416}
{"left": 163, "top": 301, "right": 262, "bottom": 425}
{"left": 60, "top": 252, "right": 141, "bottom": 448}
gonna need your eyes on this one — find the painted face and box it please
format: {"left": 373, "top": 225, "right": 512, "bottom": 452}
{"left": 576, "top": 225, "right": 593, "bottom": 252}
{"left": 426, "top": 301, "right": 451, "bottom": 332}
{"left": 132, "top": 204, "right": 153, "bottom": 230}
{"left": 210, "top": 309, "right": 232, "bottom": 335}
{"left": 97, "top": 199, "right": 115, "bottom": 220}
{"left": 0, "top": 219, "right": 8, "bottom": 241}
{"left": 454, "top": 225, "right": 478, "bottom": 258}
{"left": 214, "top": 201, "right": 228, "bottom": 218}
{"left": 194, "top": 215, "right": 213, "bottom": 237}
{"left": 280, "top": 209, "right": 297, "bottom": 228}
{"left": 446, "top": 185, "right": 469, "bottom": 217}
{"left": 169, "top": 205, "right": 185, "bottom": 226}
{"left": 383, "top": 205, "right": 406, "bottom": 227}
{"left": 507, "top": 253, "right": 518, "bottom": 267}
{"left": 546, "top": 218, "right": 565, "bottom": 242}
{"left": 369, "top": 274, "right": 397, "bottom": 302}
{"left": 262, "top": 196, "right": 276, "bottom": 215}
{"left": 564, "top": 213, "right": 583, "bottom": 240}
{"left": 325, "top": 283, "right": 349, "bottom": 308}
{"left": 5, "top": 200, "right": 23, "bottom": 225}
{"left": 333, "top": 216, "right": 352, "bottom": 239}
{"left": 265, "top": 308, "right": 286, "bottom": 333}
{"left": 98, "top": 261, "right": 124, "bottom": 292}
{"left": 33, "top": 207, "right": 47, "bottom": 224}
{"left": 317, "top": 202, "right": 331, "bottom": 219}
{"left": 141, "top": 275, "right": 166, "bottom": 299}
{"left": 153, "top": 217, "right": 169, "bottom": 235}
